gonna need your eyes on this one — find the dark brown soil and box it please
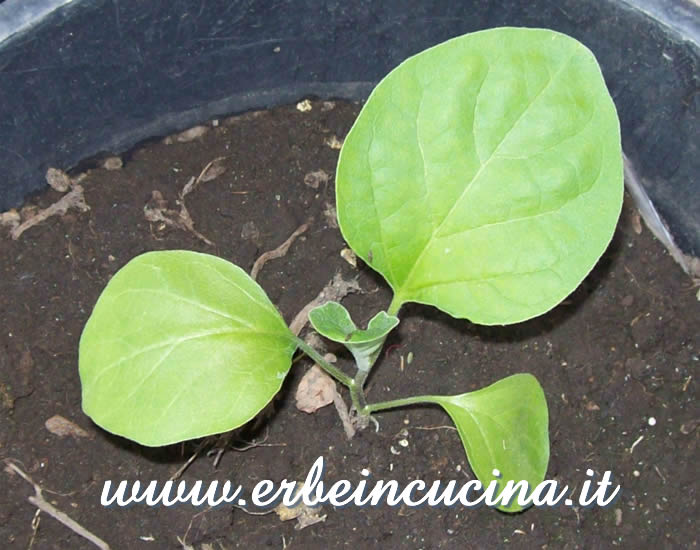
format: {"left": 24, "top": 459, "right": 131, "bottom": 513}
{"left": 0, "top": 100, "right": 697, "bottom": 550}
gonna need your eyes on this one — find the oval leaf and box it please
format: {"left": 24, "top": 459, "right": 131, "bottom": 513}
{"left": 308, "top": 301, "right": 358, "bottom": 342}
{"left": 432, "top": 374, "right": 549, "bottom": 512}
{"left": 337, "top": 27, "right": 623, "bottom": 324}
{"left": 79, "top": 251, "right": 296, "bottom": 446}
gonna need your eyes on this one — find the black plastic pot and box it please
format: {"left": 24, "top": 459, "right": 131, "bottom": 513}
{"left": 0, "top": 0, "right": 698, "bottom": 259}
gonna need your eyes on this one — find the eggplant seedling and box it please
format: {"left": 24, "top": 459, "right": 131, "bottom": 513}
{"left": 79, "top": 27, "right": 622, "bottom": 513}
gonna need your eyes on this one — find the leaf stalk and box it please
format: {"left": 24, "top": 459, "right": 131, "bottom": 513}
{"left": 293, "top": 336, "right": 354, "bottom": 388}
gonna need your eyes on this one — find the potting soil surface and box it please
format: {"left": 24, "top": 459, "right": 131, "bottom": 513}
{"left": 0, "top": 100, "right": 697, "bottom": 549}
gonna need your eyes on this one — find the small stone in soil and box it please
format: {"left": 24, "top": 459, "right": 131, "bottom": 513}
{"left": 0, "top": 209, "right": 20, "bottom": 229}
{"left": 102, "top": 156, "right": 123, "bottom": 170}
{"left": 45, "top": 415, "right": 92, "bottom": 439}
{"left": 296, "top": 99, "right": 312, "bottom": 112}
{"left": 175, "top": 125, "right": 209, "bottom": 143}
{"left": 46, "top": 167, "right": 72, "bottom": 192}
{"left": 324, "top": 135, "right": 343, "bottom": 149}
{"left": 340, "top": 248, "right": 357, "bottom": 267}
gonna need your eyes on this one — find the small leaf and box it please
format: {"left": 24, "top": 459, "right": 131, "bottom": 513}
{"left": 337, "top": 27, "right": 623, "bottom": 324}
{"left": 431, "top": 374, "right": 549, "bottom": 512}
{"left": 308, "top": 301, "right": 357, "bottom": 342}
{"left": 309, "top": 302, "right": 398, "bottom": 344}
{"left": 79, "top": 250, "right": 296, "bottom": 446}
{"left": 309, "top": 302, "right": 398, "bottom": 371}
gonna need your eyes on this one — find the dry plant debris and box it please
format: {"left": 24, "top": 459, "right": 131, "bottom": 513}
{"left": 144, "top": 157, "right": 227, "bottom": 246}
{"left": 45, "top": 167, "right": 72, "bottom": 192}
{"left": 296, "top": 99, "right": 312, "bottom": 112}
{"left": 250, "top": 222, "right": 309, "bottom": 280}
{"left": 324, "top": 135, "right": 343, "bottom": 149}
{"left": 144, "top": 190, "right": 213, "bottom": 245}
{"left": 274, "top": 485, "right": 326, "bottom": 530}
{"left": 332, "top": 391, "right": 356, "bottom": 439}
{"left": 295, "top": 363, "right": 337, "bottom": 413}
{"left": 288, "top": 272, "right": 361, "bottom": 336}
{"left": 340, "top": 247, "right": 357, "bottom": 267}
{"left": 9, "top": 168, "right": 89, "bottom": 240}
{"left": 0, "top": 209, "right": 20, "bottom": 230}
{"left": 102, "top": 156, "right": 123, "bottom": 170}
{"left": 45, "top": 415, "right": 93, "bottom": 439}
{"left": 4, "top": 461, "right": 111, "bottom": 550}
{"left": 631, "top": 211, "right": 643, "bottom": 235}
{"left": 163, "top": 125, "right": 210, "bottom": 144}
{"left": 322, "top": 202, "right": 338, "bottom": 228}
{"left": 195, "top": 156, "right": 227, "bottom": 183}
{"left": 303, "top": 169, "right": 329, "bottom": 189}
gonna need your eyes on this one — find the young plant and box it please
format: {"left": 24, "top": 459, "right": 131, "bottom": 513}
{"left": 79, "top": 27, "right": 622, "bottom": 512}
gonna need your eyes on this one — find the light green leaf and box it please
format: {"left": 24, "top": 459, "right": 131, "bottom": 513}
{"left": 308, "top": 301, "right": 358, "bottom": 342}
{"left": 337, "top": 27, "right": 623, "bottom": 325}
{"left": 309, "top": 302, "right": 399, "bottom": 371}
{"left": 79, "top": 250, "right": 296, "bottom": 446}
{"left": 431, "top": 374, "right": 549, "bottom": 512}
{"left": 308, "top": 302, "right": 398, "bottom": 344}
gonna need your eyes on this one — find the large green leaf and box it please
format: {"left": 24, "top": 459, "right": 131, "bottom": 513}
{"left": 79, "top": 251, "right": 296, "bottom": 446}
{"left": 430, "top": 374, "right": 549, "bottom": 512}
{"left": 337, "top": 27, "right": 623, "bottom": 324}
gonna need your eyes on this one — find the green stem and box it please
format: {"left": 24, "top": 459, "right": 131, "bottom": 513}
{"left": 351, "top": 368, "right": 370, "bottom": 414}
{"left": 294, "top": 336, "right": 354, "bottom": 388}
{"left": 387, "top": 295, "right": 403, "bottom": 316}
{"left": 365, "top": 394, "right": 439, "bottom": 414}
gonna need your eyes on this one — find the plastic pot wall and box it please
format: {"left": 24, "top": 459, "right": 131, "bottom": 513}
{"left": 0, "top": 0, "right": 698, "bottom": 257}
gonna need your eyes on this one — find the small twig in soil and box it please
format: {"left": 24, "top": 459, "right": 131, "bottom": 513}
{"left": 231, "top": 433, "right": 286, "bottom": 453}
{"left": 232, "top": 503, "right": 275, "bottom": 516}
{"left": 289, "top": 272, "right": 361, "bottom": 336}
{"left": 28, "top": 509, "right": 40, "bottom": 550}
{"left": 205, "top": 427, "right": 287, "bottom": 467}
{"left": 189, "top": 156, "right": 227, "bottom": 190}
{"left": 629, "top": 435, "right": 644, "bottom": 453}
{"left": 332, "top": 392, "right": 356, "bottom": 439}
{"left": 251, "top": 222, "right": 310, "bottom": 281}
{"left": 169, "top": 446, "right": 204, "bottom": 482}
{"left": 144, "top": 157, "right": 227, "bottom": 247}
{"left": 411, "top": 425, "right": 457, "bottom": 431}
{"left": 654, "top": 465, "right": 667, "bottom": 483}
{"left": 178, "top": 506, "right": 215, "bottom": 550}
{"left": 144, "top": 188, "right": 214, "bottom": 246}
{"left": 176, "top": 537, "right": 195, "bottom": 550}
{"left": 11, "top": 185, "right": 90, "bottom": 240}
{"left": 4, "top": 461, "right": 110, "bottom": 550}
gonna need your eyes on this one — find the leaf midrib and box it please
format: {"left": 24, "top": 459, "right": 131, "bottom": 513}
{"left": 395, "top": 52, "right": 577, "bottom": 303}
